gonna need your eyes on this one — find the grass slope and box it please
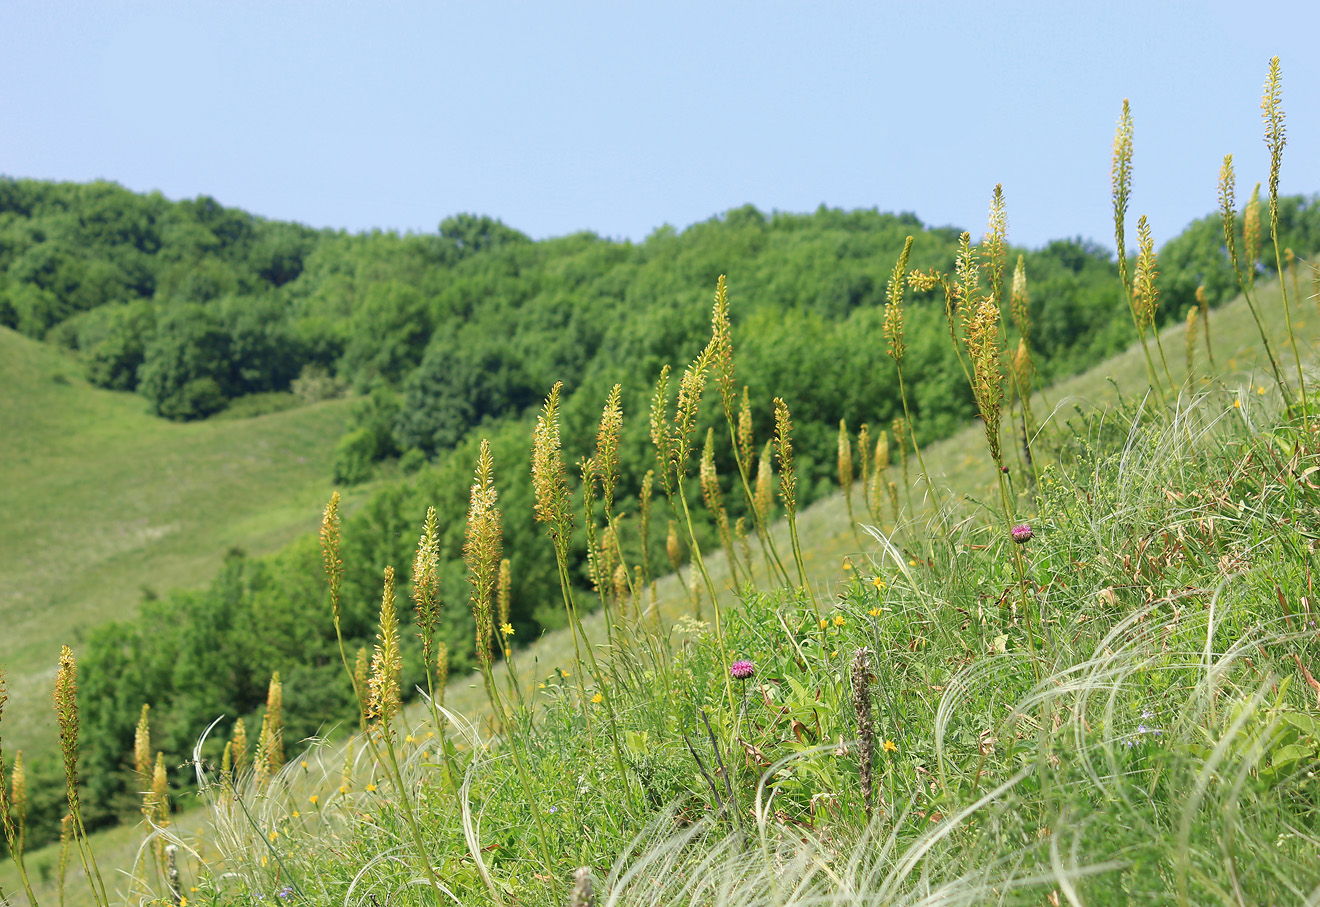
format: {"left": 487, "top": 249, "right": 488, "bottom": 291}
{"left": 6, "top": 276, "right": 1312, "bottom": 905}
{"left": 0, "top": 327, "right": 357, "bottom": 757}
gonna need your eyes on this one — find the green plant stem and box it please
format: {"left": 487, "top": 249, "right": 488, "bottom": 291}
{"left": 896, "top": 364, "right": 943, "bottom": 519}
{"left": 376, "top": 724, "right": 454, "bottom": 905}
{"left": 1273, "top": 235, "right": 1309, "bottom": 424}
{"left": 675, "top": 480, "right": 738, "bottom": 723}
{"left": 723, "top": 419, "right": 793, "bottom": 588}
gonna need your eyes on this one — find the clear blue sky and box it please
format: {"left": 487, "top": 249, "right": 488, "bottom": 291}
{"left": 2, "top": 1, "right": 1316, "bottom": 251}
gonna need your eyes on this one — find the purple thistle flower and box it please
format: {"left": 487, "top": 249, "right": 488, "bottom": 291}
{"left": 1011, "top": 524, "right": 1033, "bottom": 544}
{"left": 730, "top": 659, "right": 755, "bottom": 680}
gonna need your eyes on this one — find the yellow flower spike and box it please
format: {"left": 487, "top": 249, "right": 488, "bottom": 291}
{"left": 883, "top": 739, "right": 898, "bottom": 753}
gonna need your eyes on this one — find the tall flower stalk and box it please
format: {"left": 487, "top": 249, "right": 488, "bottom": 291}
{"left": 885, "top": 236, "right": 940, "bottom": 514}
{"left": 1, "top": 670, "right": 39, "bottom": 907}
{"left": 1262, "top": 56, "right": 1308, "bottom": 422}
{"left": 54, "top": 646, "right": 109, "bottom": 907}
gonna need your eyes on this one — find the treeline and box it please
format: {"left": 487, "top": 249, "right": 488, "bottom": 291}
{"left": 7, "top": 177, "right": 1318, "bottom": 844}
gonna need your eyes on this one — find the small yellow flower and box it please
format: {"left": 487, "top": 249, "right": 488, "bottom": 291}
{"left": 181, "top": 899, "right": 188, "bottom": 907}
{"left": 560, "top": 669, "right": 571, "bottom": 678}
{"left": 871, "top": 577, "right": 886, "bottom": 590}
{"left": 366, "top": 783, "right": 377, "bottom": 792}
{"left": 268, "top": 830, "right": 278, "bottom": 842}
{"left": 591, "top": 692, "right": 603, "bottom": 704}
{"left": 300, "top": 760, "right": 308, "bottom": 770}
{"left": 405, "top": 734, "right": 415, "bottom": 744}
{"left": 500, "top": 622, "right": 515, "bottom": 636}
{"left": 538, "top": 682, "right": 546, "bottom": 689}
{"left": 309, "top": 794, "right": 318, "bottom": 805}
{"left": 868, "top": 607, "right": 881, "bottom": 617}
{"left": 1234, "top": 399, "right": 1242, "bottom": 409}
{"left": 830, "top": 650, "right": 838, "bottom": 657}
{"left": 261, "top": 855, "right": 268, "bottom": 867}
{"left": 426, "top": 730, "right": 435, "bottom": 738}
{"left": 1258, "top": 386, "right": 1267, "bottom": 395}
{"left": 842, "top": 561, "right": 853, "bottom": 570}
{"left": 883, "top": 739, "right": 897, "bottom": 753}
{"left": 819, "top": 618, "right": 828, "bottom": 629}
{"left": 292, "top": 811, "right": 300, "bottom": 818}
{"left": 338, "top": 784, "right": 348, "bottom": 794}
{"left": 832, "top": 614, "right": 846, "bottom": 627}
{"left": 908, "top": 559, "right": 917, "bottom": 566}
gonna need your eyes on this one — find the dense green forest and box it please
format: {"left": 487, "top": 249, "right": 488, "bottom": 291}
{"left": 4, "top": 177, "right": 1319, "bottom": 841}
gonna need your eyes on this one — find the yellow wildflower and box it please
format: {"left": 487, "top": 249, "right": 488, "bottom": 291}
{"left": 883, "top": 739, "right": 897, "bottom": 753}
{"left": 500, "top": 622, "right": 515, "bottom": 636}
{"left": 309, "top": 794, "right": 318, "bottom": 805}
{"left": 832, "top": 614, "right": 846, "bottom": 627}
{"left": 868, "top": 607, "right": 881, "bottom": 617}
{"left": 366, "top": 783, "right": 376, "bottom": 792}
{"left": 591, "top": 692, "right": 603, "bottom": 704}
{"left": 338, "top": 784, "right": 348, "bottom": 794}
{"left": 871, "top": 577, "right": 886, "bottom": 590}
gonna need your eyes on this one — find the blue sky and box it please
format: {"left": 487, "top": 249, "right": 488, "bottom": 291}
{"left": 2, "top": 1, "right": 1316, "bottom": 250}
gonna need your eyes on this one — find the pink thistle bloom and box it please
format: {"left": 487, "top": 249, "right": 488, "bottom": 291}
{"left": 730, "top": 660, "right": 755, "bottom": 680}
{"left": 1011, "top": 524, "right": 1033, "bottom": 544}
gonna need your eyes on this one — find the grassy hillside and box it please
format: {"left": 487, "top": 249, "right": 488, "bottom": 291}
{"left": 4, "top": 265, "right": 1312, "bottom": 904}
{"left": 0, "top": 326, "right": 358, "bottom": 757}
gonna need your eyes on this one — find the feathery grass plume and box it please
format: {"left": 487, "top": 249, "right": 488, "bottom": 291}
{"left": 134, "top": 703, "right": 152, "bottom": 792}
{"left": 648, "top": 365, "right": 674, "bottom": 498}
{"left": 710, "top": 274, "right": 736, "bottom": 423}
{"left": 533, "top": 382, "right": 575, "bottom": 551}
{"left": 230, "top": 717, "right": 248, "bottom": 780}
{"left": 1220, "top": 152, "right": 1291, "bottom": 404}
{"left": 164, "top": 843, "right": 181, "bottom": 906}
{"left": 737, "top": 387, "right": 755, "bottom": 472}
{"left": 838, "top": 418, "right": 857, "bottom": 536}
{"left": 151, "top": 751, "right": 170, "bottom": 832}
{"left": 638, "top": 470, "right": 654, "bottom": 585}
{"left": 851, "top": 647, "right": 875, "bottom": 820}
{"left": 498, "top": 558, "right": 512, "bottom": 645}
{"left": 256, "top": 672, "right": 285, "bottom": 783}
{"left": 220, "top": 739, "right": 232, "bottom": 783}
{"left": 700, "top": 427, "right": 737, "bottom": 577}
{"left": 1112, "top": 99, "right": 1135, "bottom": 296}
{"left": 672, "top": 351, "right": 711, "bottom": 475}
{"left": 321, "top": 491, "right": 343, "bottom": 627}
{"left": 856, "top": 422, "right": 872, "bottom": 517}
{"left": 754, "top": 441, "right": 774, "bottom": 525}
{"left": 1010, "top": 254, "right": 1031, "bottom": 345}
{"left": 1243, "top": 182, "right": 1262, "bottom": 286}
{"left": 612, "top": 563, "right": 629, "bottom": 616}
{"left": 55, "top": 645, "right": 108, "bottom": 906}
{"left": 1185, "top": 305, "right": 1200, "bottom": 377}
{"left": 11, "top": 750, "right": 25, "bottom": 858}
{"left": 412, "top": 506, "right": 441, "bottom": 668}
{"left": 883, "top": 236, "right": 913, "bottom": 364}
{"left": 982, "top": 184, "right": 1008, "bottom": 307}
{"left": 774, "top": 397, "right": 817, "bottom": 618}
{"left": 569, "top": 866, "right": 597, "bottom": 907}
{"left": 596, "top": 383, "right": 624, "bottom": 517}
{"left": 1135, "top": 215, "right": 1175, "bottom": 388}
{"left": 1196, "top": 285, "right": 1214, "bottom": 366}
{"left": 0, "top": 680, "right": 36, "bottom": 907}
{"left": 965, "top": 288, "right": 1005, "bottom": 466}
{"left": 887, "top": 480, "right": 899, "bottom": 524}
{"left": 367, "top": 567, "right": 402, "bottom": 728}
{"left": 1111, "top": 100, "right": 1166, "bottom": 402}
{"left": 1263, "top": 55, "right": 1308, "bottom": 421}
{"left": 465, "top": 440, "right": 502, "bottom": 671}
{"left": 667, "top": 519, "right": 682, "bottom": 572}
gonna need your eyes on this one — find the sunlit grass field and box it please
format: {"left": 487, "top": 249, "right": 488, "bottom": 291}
{"left": 0, "top": 328, "right": 362, "bottom": 760}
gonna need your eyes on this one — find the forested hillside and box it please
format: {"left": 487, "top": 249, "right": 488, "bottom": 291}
{"left": 5, "top": 177, "right": 1319, "bottom": 843}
